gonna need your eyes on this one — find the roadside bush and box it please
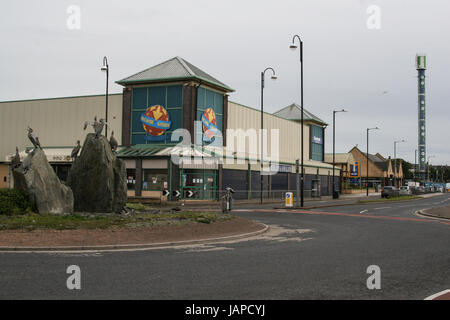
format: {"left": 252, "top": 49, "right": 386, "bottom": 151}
{"left": 0, "top": 188, "right": 33, "bottom": 215}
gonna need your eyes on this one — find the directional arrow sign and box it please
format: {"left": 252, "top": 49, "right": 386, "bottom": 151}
{"left": 162, "top": 190, "right": 170, "bottom": 197}
{"left": 172, "top": 190, "right": 180, "bottom": 198}
{"left": 187, "top": 190, "right": 194, "bottom": 198}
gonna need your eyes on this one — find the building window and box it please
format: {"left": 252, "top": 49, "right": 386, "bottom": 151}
{"left": 142, "top": 169, "right": 168, "bottom": 191}
{"left": 126, "top": 169, "right": 136, "bottom": 191}
{"left": 195, "top": 87, "right": 223, "bottom": 146}
{"left": 131, "top": 85, "right": 183, "bottom": 145}
{"left": 311, "top": 125, "right": 324, "bottom": 161}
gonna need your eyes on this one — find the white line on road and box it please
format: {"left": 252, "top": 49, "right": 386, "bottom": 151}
{"left": 359, "top": 210, "right": 368, "bottom": 214}
{"left": 424, "top": 289, "right": 450, "bottom": 300}
{"left": 374, "top": 207, "right": 391, "bottom": 210}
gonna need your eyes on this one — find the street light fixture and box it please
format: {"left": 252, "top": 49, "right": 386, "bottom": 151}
{"left": 260, "top": 67, "right": 277, "bottom": 204}
{"left": 366, "top": 127, "right": 379, "bottom": 196}
{"left": 290, "top": 34, "right": 304, "bottom": 207}
{"left": 393, "top": 139, "right": 406, "bottom": 187}
{"left": 101, "top": 56, "right": 109, "bottom": 137}
{"left": 332, "top": 109, "right": 347, "bottom": 199}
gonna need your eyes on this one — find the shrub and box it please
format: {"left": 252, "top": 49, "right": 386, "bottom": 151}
{"left": 0, "top": 188, "right": 33, "bottom": 215}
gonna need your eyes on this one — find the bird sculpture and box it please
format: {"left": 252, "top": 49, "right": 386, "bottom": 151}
{"left": 109, "top": 131, "right": 118, "bottom": 152}
{"left": 27, "top": 127, "right": 41, "bottom": 149}
{"left": 71, "top": 140, "right": 81, "bottom": 161}
{"left": 84, "top": 116, "right": 106, "bottom": 138}
{"left": 11, "top": 147, "right": 20, "bottom": 169}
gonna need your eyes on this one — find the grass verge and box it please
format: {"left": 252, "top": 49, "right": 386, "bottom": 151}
{"left": 358, "top": 195, "right": 422, "bottom": 204}
{"left": 0, "top": 211, "right": 234, "bottom": 231}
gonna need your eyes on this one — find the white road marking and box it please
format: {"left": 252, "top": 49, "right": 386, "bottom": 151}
{"left": 360, "top": 210, "right": 368, "bottom": 214}
{"left": 374, "top": 207, "right": 391, "bottom": 210}
{"left": 424, "top": 289, "right": 450, "bottom": 300}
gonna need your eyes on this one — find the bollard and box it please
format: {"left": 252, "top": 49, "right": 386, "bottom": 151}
{"left": 285, "top": 192, "right": 293, "bottom": 207}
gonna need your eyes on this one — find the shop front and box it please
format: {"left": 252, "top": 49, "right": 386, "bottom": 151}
{"left": 180, "top": 169, "right": 218, "bottom": 200}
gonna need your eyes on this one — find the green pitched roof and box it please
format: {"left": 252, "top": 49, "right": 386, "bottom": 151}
{"left": 273, "top": 103, "right": 328, "bottom": 126}
{"left": 116, "top": 56, "right": 234, "bottom": 92}
{"left": 116, "top": 145, "right": 170, "bottom": 158}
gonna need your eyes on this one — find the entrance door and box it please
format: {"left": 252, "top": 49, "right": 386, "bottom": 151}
{"left": 180, "top": 169, "right": 217, "bottom": 200}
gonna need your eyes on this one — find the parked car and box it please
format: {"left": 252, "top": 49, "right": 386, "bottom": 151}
{"left": 414, "top": 186, "right": 425, "bottom": 194}
{"left": 399, "top": 186, "right": 412, "bottom": 196}
{"left": 381, "top": 186, "right": 400, "bottom": 198}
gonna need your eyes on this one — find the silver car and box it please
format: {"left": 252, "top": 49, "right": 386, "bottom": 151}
{"left": 399, "top": 186, "right": 412, "bottom": 195}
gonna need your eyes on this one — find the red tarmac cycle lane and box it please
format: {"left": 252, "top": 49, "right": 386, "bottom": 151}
{"left": 239, "top": 208, "right": 450, "bottom": 226}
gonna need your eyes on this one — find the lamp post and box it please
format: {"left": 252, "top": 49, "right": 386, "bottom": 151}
{"left": 366, "top": 127, "right": 379, "bottom": 196}
{"left": 332, "top": 109, "right": 347, "bottom": 199}
{"left": 290, "top": 34, "right": 304, "bottom": 207}
{"left": 260, "top": 67, "right": 277, "bottom": 204}
{"left": 393, "top": 139, "right": 406, "bottom": 187}
{"left": 101, "top": 56, "right": 109, "bottom": 137}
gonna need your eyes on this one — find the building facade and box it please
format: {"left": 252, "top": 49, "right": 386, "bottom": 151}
{"left": 1, "top": 56, "right": 340, "bottom": 200}
{"left": 349, "top": 147, "right": 403, "bottom": 188}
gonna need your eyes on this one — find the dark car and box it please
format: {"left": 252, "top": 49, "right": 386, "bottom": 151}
{"left": 381, "top": 186, "right": 400, "bottom": 198}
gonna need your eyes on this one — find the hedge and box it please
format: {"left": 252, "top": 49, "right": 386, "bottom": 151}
{"left": 0, "top": 188, "right": 33, "bottom": 215}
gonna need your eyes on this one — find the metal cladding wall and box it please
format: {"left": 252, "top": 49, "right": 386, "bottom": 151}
{"left": 222, "top": 169, "right": 248, "bottom": 200}
{"left": 0, "top": 94, "right": 123, "bottom": 162}
{"left": 416, "top": 55, "right": 427, "bottom": 180}
{"left": 227, "top": 101, "right": 309, "bottom": 164}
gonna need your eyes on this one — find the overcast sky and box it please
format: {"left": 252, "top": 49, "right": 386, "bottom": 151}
{"left": 1, "top": 0, "right": 449, "bottom": 165}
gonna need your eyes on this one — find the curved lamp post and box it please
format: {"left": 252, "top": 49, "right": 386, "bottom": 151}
{"left": 260, "top": 67, "right": 277, "bottom": 204}
{"left": 290, "top": 34, "right": 304, "bottom": 207}
{"left": 366, "top": 127, "right": 379, "bottom": 196}
{"left": 332, "top": 109, "right": 347, "bottom": 198}
{"left": 101, "top": 56, "right": 109, "bottom": 137}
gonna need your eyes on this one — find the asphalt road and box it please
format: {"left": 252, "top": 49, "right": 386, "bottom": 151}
{"left": 0, "top": 194, "right": 449, "bottom": 300}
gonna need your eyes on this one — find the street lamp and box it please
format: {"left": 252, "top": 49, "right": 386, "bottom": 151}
{"left": 366, "top": 127, "right": 379, "bottom": 196}
{"left": 393, "top": 139, "right": 406, "bottom": 187}
{"left": 332, "top": 109, "right": 347, "bottom": 199}
{"left": 101, "top": 56, "right": 109, "bottom": 137}
{"left": 290, "top": 34, "right": 304, "bottom": 207}
{"left": 260, "top": 67, "right": 277, "bottom": 204}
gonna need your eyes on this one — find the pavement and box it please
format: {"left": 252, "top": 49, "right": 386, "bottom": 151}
{"left": 0, "top": 193, "right": 448, "bottom": 299}
{"left": 419, "top": 205, "right": 450, "bottom": 220}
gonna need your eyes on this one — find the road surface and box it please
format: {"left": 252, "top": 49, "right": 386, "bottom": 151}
{"left": 0, "top": 193, "right": 448, "bottom": 299}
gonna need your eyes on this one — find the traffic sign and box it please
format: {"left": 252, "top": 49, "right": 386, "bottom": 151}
{"left": 172, "top": 190, "right": 180, "bottom": 197}
{"left": 162, "top": 189, "right": 170, "bottom": 197}
{"left": 186, "top": 190, "right": 194, "bottom": 198}
{"left": 285, "top": 192, "right": 293, "bottom": 207}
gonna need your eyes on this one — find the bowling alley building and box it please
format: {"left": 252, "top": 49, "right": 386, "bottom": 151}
{"left": 0, "top": 56, "right": 339, "bottom": 200}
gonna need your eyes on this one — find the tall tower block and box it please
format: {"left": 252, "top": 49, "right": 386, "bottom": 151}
{"left": 416, "top": 55, "right": 426, "bottom": 181}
